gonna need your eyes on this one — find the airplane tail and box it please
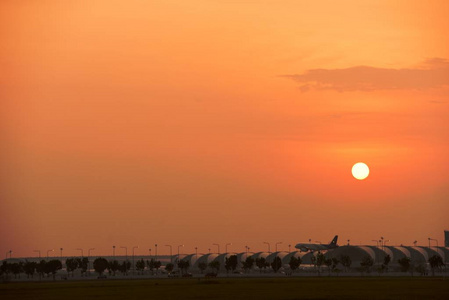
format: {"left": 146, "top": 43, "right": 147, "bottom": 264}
{"left": 329, "top": 235, "right": 338, "bottom": 246}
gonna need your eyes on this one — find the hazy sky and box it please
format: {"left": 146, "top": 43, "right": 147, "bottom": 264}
{"left": 1, "top": 0, "right": 448, "bottom": 258}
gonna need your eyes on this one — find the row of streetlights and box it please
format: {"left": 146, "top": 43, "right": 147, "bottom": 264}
{"left": 9, "top": 238, "right": 442, "bottom": 260}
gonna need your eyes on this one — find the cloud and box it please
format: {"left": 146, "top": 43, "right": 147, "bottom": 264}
{"left": 282, "top": 58, "right": 449, "bottom": 92}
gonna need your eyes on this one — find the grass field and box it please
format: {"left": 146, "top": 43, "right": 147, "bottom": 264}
{"left": 1, "top": 277, "right": 448, "bottom": 299}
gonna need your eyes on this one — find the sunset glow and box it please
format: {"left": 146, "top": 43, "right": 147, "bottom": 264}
{"left": 1, "top": 0, "right": 448, "bottom": 258}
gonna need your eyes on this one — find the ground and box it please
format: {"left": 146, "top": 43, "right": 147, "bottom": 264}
{"left": 1, "top": 277, "right": 448, "bottom": 299}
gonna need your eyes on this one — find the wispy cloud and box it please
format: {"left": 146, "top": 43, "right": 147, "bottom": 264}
{"left": 282, "top": 58, "right": 449, "bottom": 92}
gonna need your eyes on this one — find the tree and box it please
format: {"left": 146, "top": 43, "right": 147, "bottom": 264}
{"left": 136, "top": 259, "right": 145, "bottom": 275}
{"left": 271, "top": 256, "right": 282, "bottom": 273}
{"left": 36, "top": 260, "right": 46, "bottom": 279}
{"left": 397, "top": 257, "right": 411, "bottom": 272}
{"left": 10, "top": 262, "right": 24, "bottom": 279}
{"left": 288, "top": 256, "right": 301, "bottom": 272}
{"left": 120, "top": 260, "right": 131, "bottom": 275}
{"left": 154, "top": 260, "right": 162, "bottom": 274}
{"left": 76, "top": 258, "right": 89, "bottom": 276}
{"left": 65, "top": 258, "right": 78, "bottom": 277}
{"left": 255, "top": 257, "right": 269, "bottom": 273}
{"left": 93, "top": 258, "right": 109, "bottom": 276}
{"left": 165, "top": 263, "right": 174, "bottom": 273}
{"left": 428, "top": 255, "right": 444, "bottom": 276}
{"left": 360, "top": 256, "right": 374, "bottom": 273}
{"left": 324, "top": 258, "right": 332, "bottom": 274}
{"left": 198, "top": 262, "right": 207, "bottom": 274}
{"left": 225, "top": 255, "right": 238, "bottom": 273}
{"left": 382, "top": 255, "right": 391, "bottom": 272}
{"left": 340, "top": 255, "right": 352, "bottom": 272}
{"left": 241, "top": 257, "right": 254, "bottom": 273}
{"left": 331, "top": 257, "right": 340, "bottom": 273}
{"left": 146, "top": 259, "right": 155, "bottom": 274}
{"left": 316, "top": 252, "right": 325, "bottom": 274}
{"left": 108, "top": 260, "right": 120, "bottom": 276}
{"left": 177, "top": 260, "right": 190, "bottom": 275}
{"left": 208, "top": 261, "right": 220, "bottom": 274}
{"left": 23, "top": 261, "right": 37, "bottom": 279}
{"left": 415, "top": 264, "right": 427, "bottom": 276}
{"left": 45, "top": 260, "right": 62, "bottom": 280}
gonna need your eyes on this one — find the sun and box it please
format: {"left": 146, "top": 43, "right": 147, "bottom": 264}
{"left": 352, "top": 162, "right": 369, "bottom": 180}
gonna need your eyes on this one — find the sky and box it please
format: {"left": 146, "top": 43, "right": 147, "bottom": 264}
{"left": 1, "top": 0, "right": 448, "bottom": 258}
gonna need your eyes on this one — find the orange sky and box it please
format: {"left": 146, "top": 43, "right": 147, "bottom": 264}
{"left": 1, "top": 0, "right": 448, "bottom": 258}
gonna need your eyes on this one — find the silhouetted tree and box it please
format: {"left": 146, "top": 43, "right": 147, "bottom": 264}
{"left": 271, "top": 256, "right": 282, "bottom": 273}
{"left": 177, "top": 260, "right": 190, "bottom": 275}
{"left": 316, "top": 252, "right": 325, "bottom": 274}
{"left": 242, "top": 257, "right": 254, "bottom": 273}
{"left": 154, "top": 260, "right": 162, "bottom": 274}
{"left": 383, "top": 255, "right": 391, "bottom": 272}
{"left": 93, "top": 258, "right": 109, "bottom": 276}
{"left": 119, "top": 260, "right": 131, "bottom": 275}
{"left": 288, "top": 256, "right": 301, "bottom": 272}
{"left": 76, "top": 258, "right": 89, "bottom": 276}
{"left": 165, "top": 263, "right": 175, "bottom": 273}
{"left": 45, "top": 260, "right": 62, "bottom": 280}
{"left": 331, "top": 257, "right": 340, "bottom": 274}
{"left": 428, "top": 255, "right": 444, "bottom": 276}
{"left": 10, "top": 262, "right": 23, "bottom": 279}
{"left": 255, "top": 257, "right": 269, "bottom": 273}
{"left": 65, "top": 258, "right": 78, "bottom": 277}
{"left": 208, "top": 261, "right": 220, "bottom": 274}
{"left": 108, "top": 260, "right": 120, "bottom": 276}
{"left": 398, "top": 257, "right": 411, "bottom": 272}
{"left": 146, "top": 259, "right": 155, "bottom": 274}
{"left": 340, "top": 255, "right": 352, "bottom": 272}
{"left": 225, "top": 255, "right": 238, "bottom": 273}
{"left": 324, "top": 258, "right": 332, "bottom": 274}
{"left": 135, "top": 259, "right": 145, "bottom": 275}
{"left": 360, "top": 256, "right": 374, "bottom": 273}
{"left": 198, "top": 262, "right": 207, "bottom": 274}
{"left": 23, "top": 261, "right": 37, "bottom": 278}
{"left": 36, "top": 260, "right": 46, "bottom": 279}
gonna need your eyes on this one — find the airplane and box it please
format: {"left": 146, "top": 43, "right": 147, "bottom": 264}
{"left": 295, "top": 235, "right": 339, "bottom": 252}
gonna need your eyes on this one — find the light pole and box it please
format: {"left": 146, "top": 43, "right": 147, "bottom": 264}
{"left": 6, "top": 250, "right": 12, "bottom": 259}
{"left": 288, "top": 244, "right": 291, "bottom": 253}
{"left": 213, "top": 243, "right": 220, "bottom": 254}
{"left": 413, "top": 240, "right": 417, "bottom": 246}
{"left": 155, "top": 244, "right": 158, "bottom": 260}
{"left": 195, "top": 247, "right": 198, "bottom": 259}
{"left": 132, "top": 246, "right": 138, "bottom": 275}
{"left": 149, "top": 248, "right": 152, "bottom": 259}
{"left": 429, "top": 238, "right": 438, "bottom": 248}
{"left": 165, "top": 245, "right": 172, "bottom": 262}
{"left": 113, "top": 245, "right": 116, "bottom": 259}
{"left": 34, "top": 250, "right": 41, "bottom": 258}
{"left": 76, "top": 248, "right": 84, "bottom": 257}
{"left": 208, "top": 248, "right": 211, "bottom": 254}
{"left": 380, "top": 237, "right": 384, "bottom": 251}
{"left": 263, "top": 242, "right": 271, "bottom": 253}
{"left": 47, "top": 249, "right": 54, "bottom": 259}
{"left": 225, "top": 243, "right": 232, "bottom": 253}
{"left": 177, "top": 245, "right": 184, "bottom": 263}
{"left": 275, "top": 242, "right": 282, "bottom": 252}
{"left": 347, "top": 239, "right": 350, "bottom": 246}
{"left": 245, "top": 246, "right": 249, "bottom": 256}
{"left": 60, "top": 248, "right": 64, "bottom": 258}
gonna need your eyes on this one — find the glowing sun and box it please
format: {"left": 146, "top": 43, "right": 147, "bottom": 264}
{"left": 352, "top": 162, "right": 369, "bottom": 180}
